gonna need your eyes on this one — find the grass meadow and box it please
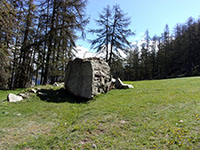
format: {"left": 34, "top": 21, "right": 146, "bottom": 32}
{"left": 0, "top": 77, "right": 200, "bottom": 149}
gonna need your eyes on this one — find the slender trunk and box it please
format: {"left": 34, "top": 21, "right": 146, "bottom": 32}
{"left": 152, "top": 54, "right": 155, "bottom": 79}
{"left": 16, "top": 0, "right": 33, "bottom": 88}
{"left": 43, "top": 0, "right": 56, "bottom": 84}
{"left": 109, "top": 19, "right": 117, "bottom": 66}
{"left": 145, "top": 51, "right": 148, "bottom": 79}
{"left": 164, "top": 47, "right": 167, "bottom": 78}
{"left": 41, "top": 42, "right": 46, "bottom": 84}
{"left": 10, "top": 37, "right": 18, "bottom": 89}
{"left": 105, "top": 18, "right": 109, "bottom": 62}
{"left": 50, "top": 42, "right": 56, "bottom": 84}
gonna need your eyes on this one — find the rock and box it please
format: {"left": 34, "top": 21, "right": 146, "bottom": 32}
{"left": 16, "top": 113, "right": 21, "bottom": 116}
{"left": 111, "top": 78, "right": 116, "bottom": 83}
{"left": 53, "top": 82, "right": 59, "bottom": 86}
{"left": 30, "top": 89, "right": 37, "bottom": 93}
{"left": 19, "top": 93, "right": 30, "bottom": 99}
{"left": 53, "top": 82, "right": 64, "bottom": 87}
{"left": 58, "top": 82, "right": 64, "bottom": 87}
{"left": 2, "top": 111, "right": 9, "bottom": 115}
{"left": 115, "top": 78, "right": 134, "bottom": 89}
{"left": 37, "top": 92, "right": 47, "bottom": 96}
{"left": 35, "top": 87, "right": 41, "bottom": 90}
{"left": 120, "top": 120, "right": 126, "bottom": 124}
{"left": 7, "top": 93, "right": 23, "bottom": 102}
{"left": 109, "top": 78, "right": 116, "bottom": 90}
{"left": 65, "top": 58, "right": 111, "bottom": 99}
{"left": 52, "top": 82, "right": 64, "bottom": 87}
{"left": 127, "top": 84, "right": 134, "bottom": 88}
{"left": 92, "top": 144, "right": 97, "bottom": 149}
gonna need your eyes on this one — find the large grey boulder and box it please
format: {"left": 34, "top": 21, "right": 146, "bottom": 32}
{"left": 115, "top": 78, "right": 134, "bottom": 89}
{"left": 65, "top": 58, "right": 111, "bottom": 99}
{"left": 7, "top": 93, "right": 23, "bottom": 102}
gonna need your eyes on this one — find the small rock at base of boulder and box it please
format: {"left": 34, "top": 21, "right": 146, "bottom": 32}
{"left": 7, "top": 93, "right": 23, "bottom": 102}
{"left": 18, "top": 93, "right": 30, "bottom": 99}
{"left": 115, "top": 78, "right": 134, "bottom": 89}
{"left": 53, "top": 82, "right": 59, "bottom": 86}
{"left": 37, "top": 92, "right": 48, "bottom": 96}
{"left": 30, "top": 89, "right": 37, "bottom": 93}
{"left": 35, "top": 87, "right": 41, "bottom": 90}
{"left": 53, "top": 82, "right": 64, "bottom": 87}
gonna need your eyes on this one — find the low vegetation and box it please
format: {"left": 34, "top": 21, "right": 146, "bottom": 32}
{"left": 0, "top": 77, "right": 200, "bottom": 149}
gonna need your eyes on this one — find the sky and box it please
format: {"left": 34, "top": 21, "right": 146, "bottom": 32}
{"left": 77, "top": 0, "right": 200, "bottom": 51}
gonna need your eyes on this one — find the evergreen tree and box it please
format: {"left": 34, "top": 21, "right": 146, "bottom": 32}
{"left": 89, "top": 5, "right": 134, "bottom": 65}
{"left": 14, "top": 0, "right": 36, "bottom": 88}
{"left": 89, "top": 5, "right": 112, "bottom": 61}
{"left": 0, "top": 0, "right": 18, "bottom": 89}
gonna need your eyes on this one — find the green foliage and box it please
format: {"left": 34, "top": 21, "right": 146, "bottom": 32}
{"left": 0, "top": 77, "right": 200, "bottom": 149}
{"left": 0, "top": 0, "right": 89, "bottom": 88}
{"left": 126, "top": 17, "right": 200, "bottom": 81}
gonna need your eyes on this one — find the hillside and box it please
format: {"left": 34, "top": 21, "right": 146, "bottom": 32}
{"left": 0, "top": 77, "right": 200, "bottom": 149}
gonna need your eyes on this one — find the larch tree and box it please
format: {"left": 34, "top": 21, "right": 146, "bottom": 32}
{"left": 89, "top": 5, "right": 112, "bottom": 61}
{"left": 0, "top": 0, "right": 18, "bottom": 89}
{"left": 43, "top": 0, "right": 88, "bottom": 84}
{"left": 14, "top": 0, "right": 37, "bottom": 88}
{"left": 89, "top": 5, "right": 134, "bottom": 66}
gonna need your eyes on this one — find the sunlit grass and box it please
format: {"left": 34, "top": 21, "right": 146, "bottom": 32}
{"left": 0, "top": 77, "right": 200, "bottom": 149}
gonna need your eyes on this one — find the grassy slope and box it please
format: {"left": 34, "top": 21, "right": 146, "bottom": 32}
{"left": 0, "top": 77, "right": 200, "bottom": 149}
{"left": 0, "top": 88, "right": 24, "bottom": 101}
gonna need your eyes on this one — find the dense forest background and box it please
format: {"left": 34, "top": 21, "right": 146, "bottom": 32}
{"left": 119, "top": 17, "right": 200, "bottom": 81}
{"left": 1, "top": 0, "right": 200, "bottom": 90}
{"left": 0, "top": 0, "right": 88, "bottom": 89}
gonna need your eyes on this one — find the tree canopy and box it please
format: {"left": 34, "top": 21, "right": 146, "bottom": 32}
{"left": 89, "top": 5, "right": 134, "bottom": 65}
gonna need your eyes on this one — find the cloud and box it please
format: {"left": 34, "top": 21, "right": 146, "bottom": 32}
{"left": 75, "top": 46, "right": 94, "bottom": 59}
{"left": 75, "top": 45, "right": 127, "bottom": 59}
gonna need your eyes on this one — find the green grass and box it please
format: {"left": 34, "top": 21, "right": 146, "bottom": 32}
{"left": 0, "top": 88, "right": 24, "bottom": 101}
{"left": 0, "top": 77, "right": 200, "bottom": 149}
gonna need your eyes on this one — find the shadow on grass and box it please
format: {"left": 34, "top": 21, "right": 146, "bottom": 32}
{"left": 37, "top": 88, "right": 90, "bottom": 103}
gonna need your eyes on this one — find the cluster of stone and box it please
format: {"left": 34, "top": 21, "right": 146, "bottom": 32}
{"left": 7, "top": 88, "right": 39, "bottom": 102}
{"left": 7, "top": 58, "right": 134, "bottom": 102}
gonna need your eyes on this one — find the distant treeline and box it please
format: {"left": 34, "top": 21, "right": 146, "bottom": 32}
{"left": 113, "top": 17, "right": 200, "bottom": 81}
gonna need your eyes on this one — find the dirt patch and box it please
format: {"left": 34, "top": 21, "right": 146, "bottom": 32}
{"left": 0, "top": 121, "right": 55, "bottom": 149}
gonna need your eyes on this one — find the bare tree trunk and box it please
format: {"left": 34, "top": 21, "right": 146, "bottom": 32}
{"left": 43, "top": 0, "right": 56, "bottom": 84}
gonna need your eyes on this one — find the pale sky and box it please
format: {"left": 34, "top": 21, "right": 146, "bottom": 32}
{"left": 78, "top": 0, "right": 200, "bottom": 51}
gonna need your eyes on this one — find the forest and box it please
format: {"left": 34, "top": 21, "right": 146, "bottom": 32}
{"left": 1, "top": 0, "right": 200, "bottom": 90}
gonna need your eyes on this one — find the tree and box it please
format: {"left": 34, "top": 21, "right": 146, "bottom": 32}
{"left": 163, "top": 24, "right": 170, "bottom": 77}
{"left": 126, "top": 46, "right": 140, "bottom": 80}
{"left": 43, "top": 0, "right": 88, "bottom": 84}
{"left": 89, "top": 5, "right": 134, "bottom": 65}
{"left": 0, "top": 0, "right": 18, "bottom": 89}
{"left": 149, "top": 35, "right": 157, "bottom": 79}
{"left": 89, "top": 5, "right": 112, "bottom": 61}
{"left": 6, "top": 0, "right": 89, "bottom": 87}
{"left": 14, "top": 0, "right": 36, "bottom": 88}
